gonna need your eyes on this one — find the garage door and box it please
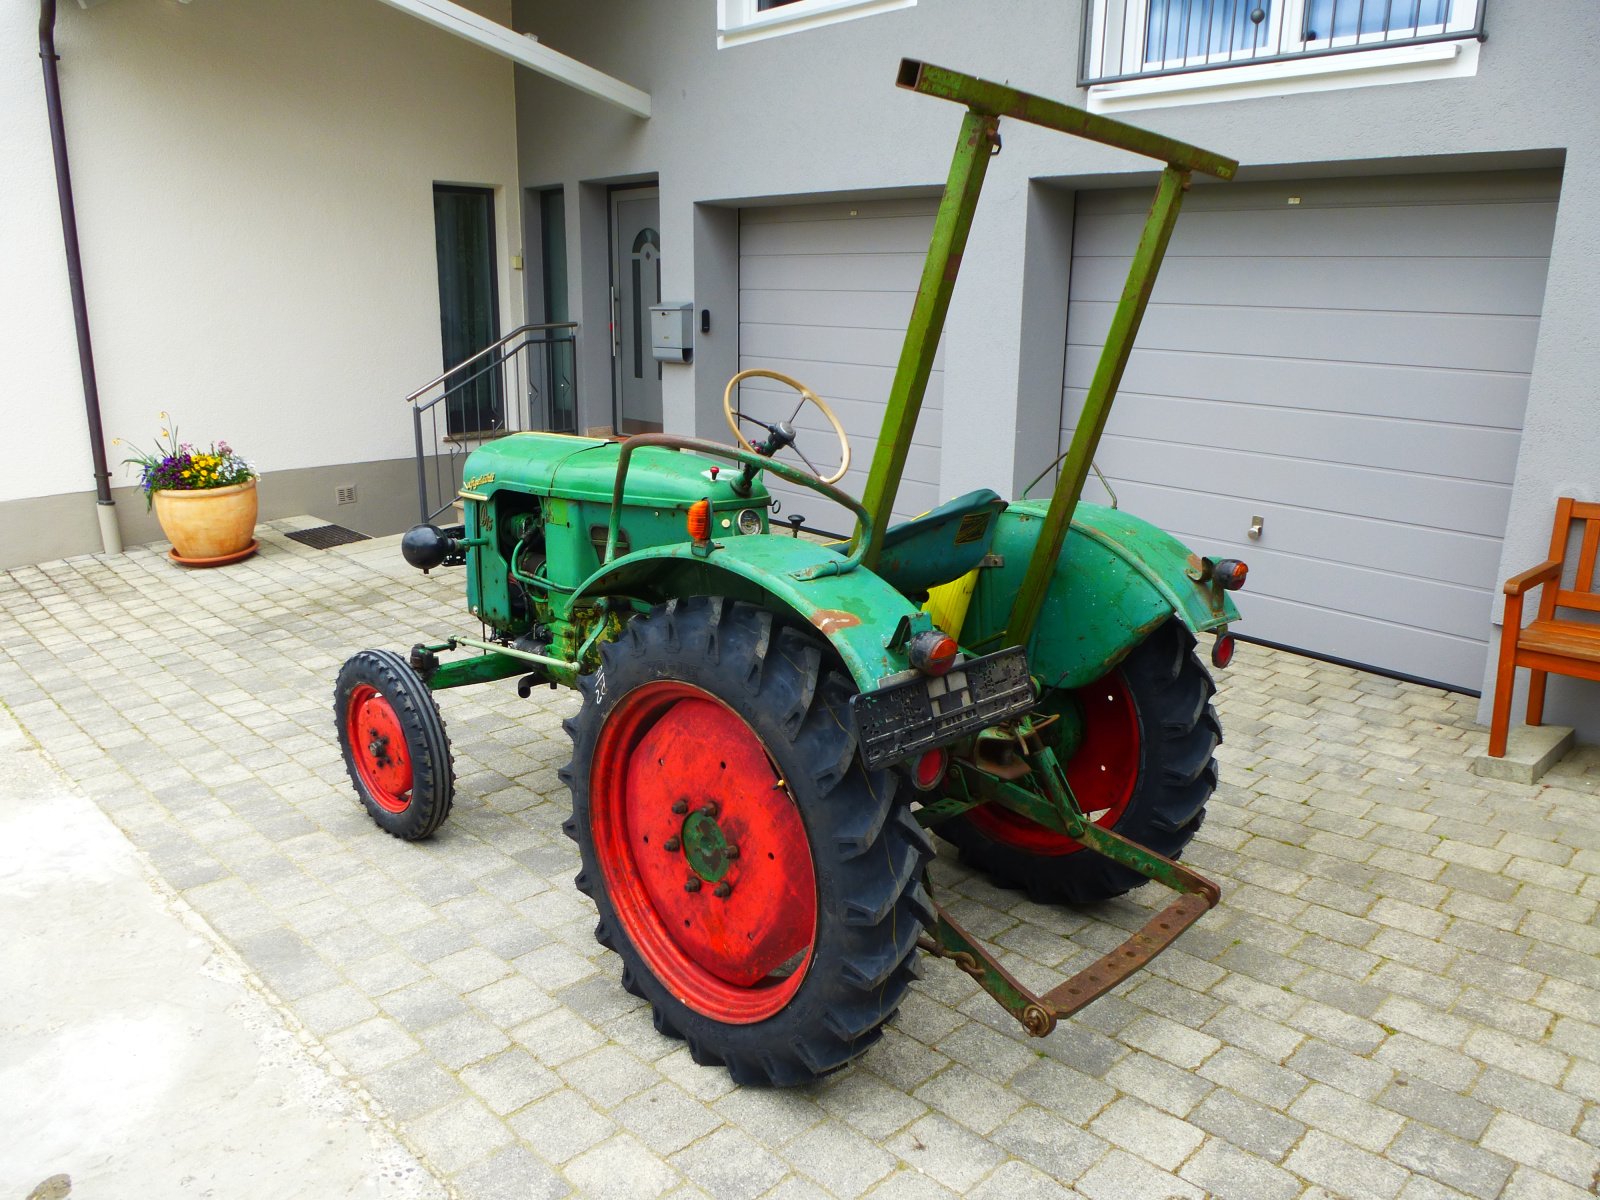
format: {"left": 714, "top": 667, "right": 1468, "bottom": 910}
{"left": 1063, "top": 170, "right": 1559, "bottom": 690}
{"left": 738, "top": 198, "right": 941, "bottom": 535}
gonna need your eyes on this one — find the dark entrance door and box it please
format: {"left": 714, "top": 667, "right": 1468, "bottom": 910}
{"left": 433, "top": 185, "right": 502, "bottom": 436}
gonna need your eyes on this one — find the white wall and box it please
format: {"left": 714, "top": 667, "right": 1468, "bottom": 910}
{"left": 1, "top": 0, "right": 521, "bottom": 511}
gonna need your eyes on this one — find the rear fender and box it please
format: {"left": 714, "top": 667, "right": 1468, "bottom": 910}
{"left": 571, "top": 535, "right": 927, "bottom": 691}
{"left": 966, "top": 502, "right": 1239, "bottom": 691}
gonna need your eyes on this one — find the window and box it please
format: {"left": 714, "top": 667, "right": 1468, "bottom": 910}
{"left": 718, "top": 0, "right": 915, "bottom": 48}
{"left": 1084, "top": 0, "right": 1483, "bottom": 108}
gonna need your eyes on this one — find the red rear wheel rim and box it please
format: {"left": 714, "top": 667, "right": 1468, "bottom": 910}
{"left": 347, "top": 684, "right": 414, "bottom": 813}
{"left": 965, "top": 670, "right": 1140, "bottom": 856}
{"left": 591, "top": 681, "right": 818, "bottom": 1024}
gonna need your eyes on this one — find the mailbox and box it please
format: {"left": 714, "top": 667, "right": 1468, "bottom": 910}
{"left": 649, "top": 302, "right": 694, "bottom": 364}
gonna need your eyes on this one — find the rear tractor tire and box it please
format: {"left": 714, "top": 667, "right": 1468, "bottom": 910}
{"left": 561, "top": 597, "right": 934, "bottom": 1086}
{"left": 937, "top": 617, "right": 1220, "bottom": 905}
{"left": 334, "top": 649, "right": 455, "bottom": 840}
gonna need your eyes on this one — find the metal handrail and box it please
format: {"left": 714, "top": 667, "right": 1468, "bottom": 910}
{"left": 406, "top": 322, "right": 578, "bottom": 404}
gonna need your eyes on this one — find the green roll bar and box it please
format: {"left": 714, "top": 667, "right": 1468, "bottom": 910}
{"left": 855, "top": 60, "right": 1238, "bottom": 649}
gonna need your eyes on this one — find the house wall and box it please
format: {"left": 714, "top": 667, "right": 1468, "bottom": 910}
{"left": 1, "top": 0, "right": 522, "bottom": 565}
{"left": 510, "top": 0, "right": 1600, "bottom": 742}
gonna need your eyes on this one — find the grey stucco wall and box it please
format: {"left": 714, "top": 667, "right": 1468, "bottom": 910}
{"left": 511, "top": 0, "right": 1600, "bottom": 740}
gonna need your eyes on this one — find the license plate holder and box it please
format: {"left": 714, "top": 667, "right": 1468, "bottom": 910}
{"left": 850, "top": 647, "right": 1035, "bottom": 772}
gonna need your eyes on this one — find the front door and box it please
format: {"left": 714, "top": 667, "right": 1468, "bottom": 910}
{"left": 611, "top": 186, "right": 662, "bottom": 434}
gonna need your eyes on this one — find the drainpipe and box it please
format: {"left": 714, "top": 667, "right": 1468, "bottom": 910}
{"left": 39, "top": 0, "right": 122, "bottom": 556}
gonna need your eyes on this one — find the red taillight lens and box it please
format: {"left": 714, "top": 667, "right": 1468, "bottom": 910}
{"left": 908, "top": 630, "right": 959, "bottom": 676}
{"left": 1213, "top": 559, "right": 1248, "bottom": 590}
{"left": 687, "top": 499, "right": 711, "bottom": 542}
{"left": 1212, "top": 632, "right": 1235, "bottom": 669}
{"left": 912, "top": 748, "right": 948, "bottom": 791}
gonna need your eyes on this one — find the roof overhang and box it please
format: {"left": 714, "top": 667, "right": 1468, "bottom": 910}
{"left": 370, "top": 0, "right": 652, "bottom": 118}
{"left": 74, "top": 0, "right": 651, "bottom": 118}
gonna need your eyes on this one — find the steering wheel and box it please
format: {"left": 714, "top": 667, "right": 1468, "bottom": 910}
{"left": 722, "top": 369, "right": 851, "bottom": 485}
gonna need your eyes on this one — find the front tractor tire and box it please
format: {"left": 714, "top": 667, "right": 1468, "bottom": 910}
{"left": 335, "top": 649, "right": 455, "bottom": 840}
{"left": 562, "top": 597, "right": 933, "bottom": 1087}
{"left": 938, "top": 618, "right": 1220, "bottom": 905}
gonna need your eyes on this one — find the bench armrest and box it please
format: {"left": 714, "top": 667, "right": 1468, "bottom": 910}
{"left": 1504, "top": 559, "right": 1561, "bottom": 596}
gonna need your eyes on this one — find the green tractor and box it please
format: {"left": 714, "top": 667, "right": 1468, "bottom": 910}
{"left": 336, "top": 61, "right": 1246, "bottom": 1086}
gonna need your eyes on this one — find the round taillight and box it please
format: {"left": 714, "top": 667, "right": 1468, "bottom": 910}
{"left": 908, "top": 630, "right": 960, "bottom": 676}
{"left": 912, "top": 748, "right": 948, "bottom": 791}
{"left": 687, "top": 499, "right": 711, "bottom": 542}
{"left": 1213, "top": 559, "right": 1248, "bottom": 591}
{"left": 1212, "top": 632, "right": 1235, "bottom": 669}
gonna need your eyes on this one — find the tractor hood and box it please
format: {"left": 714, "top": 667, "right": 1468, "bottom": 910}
{"left": 462, "top": 433, "right": 768, "bottom": 508}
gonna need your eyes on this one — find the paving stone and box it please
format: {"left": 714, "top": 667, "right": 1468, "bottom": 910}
{"left": 669, "top": 1127, "right": 788, "bottom": 1200}
{"left": 1088, "top": 1095, "right": 1205, "bottom": 1170}
{"left": 1199, "top": 1047, "right": 1310, "bottom": 1110}
{"left": 1499, "top": 1166, "right": 1599, "bottom": 1200}
{"left": 988, "top": 1105, "right": 1108, "bottom": 1182}
{"left": 613, "top": 1082, "right": 724, "bottom": 1155}
{"left": 1479, "top": 1112, "right": 1597, "bottom": 1188}
{"left": 783, "top": 1119, "right": 898, "bottom": 1199}
{"left": 1285, "top": 1130, "right": 1409, "bottom": 1200}
{"left": 1073, "top": 1149, "right": 1203, "bottom": 1200}
{"left": 813, "top": 1070, "right": 928, "bottom": 1140}
{"left": 1462, "top": 1027, "right": 1569, "bottom": 1086}
{"left": 1179, "top": 1139, "right": 1301, "bottom": 1200}
{"left": 1007, "top": 1057, "right": 1118, "bottom": 1125}
{"left": 1287, "top": 1040, "right": 1394, "bottom": 1101}
{"left": 563, "top": 1133, "right": 680, "bottom": 1199}
{"left": 323, "top": 1015, "right": 422, "bottom": 1075}
{"left": 1387, "top": 1123, "right": 1515, "bottom": 1199}
{"left": 460, "top": 1048, "right": 561, "bottom": 1116}
{"left": 966, "top": 1158, "right": 1083, "bottom": 1200}
{"left": 1377, "top": 1077, "right": 1493, "bottom": 1142}
{"left": 1103, "top": 1049, "right": 1214, "bottom": 1118}
{"left": 507, "top": 1088, "right": 615, "bottom": 1165}
{"left": 451, "top": 1145, "right": 571, "bottom": 1200}
{"left": 402, "top": 1095, "right": 513, "bottom": 1175}
{"left": 884, "top": 1113, "right": 1008, "bottom": 1194}
{"left": 1290, "top": 1082, "right": 1406, "bottom": 1152}
{"left": 556, "top": 1044, "right": 658, "bottom": 1110}
{"left": 1468, "top": 1066, "right": 1583, "bottom": 1136}
{"left": 364, "top": 1053, "right": 468, "bottom": 1122}
{"left": 417, "top": 1010, "right": 511, "bottom": 1071}
{"left": 712, "top": 1086, "right": 825, "bottom": 1149}
{"left": 1119, "top": 1013, "right": 1222, "bottom": 1069}
{"left": 861, "top": 1169, "right": 960, "bottom": 1200}
{"left": 911, "top": 1063, "right": 1024, "bottom": 1136}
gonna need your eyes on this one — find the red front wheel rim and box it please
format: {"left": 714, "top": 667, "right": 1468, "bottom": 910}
{"left": 347, "top": 684, "right": 414, "bottom": 813}
{"left": 591, "top": 681, "right": 818, "bottom": 1024}
{"left": 966, "top": 670, "right": 1141, "bottom": 855}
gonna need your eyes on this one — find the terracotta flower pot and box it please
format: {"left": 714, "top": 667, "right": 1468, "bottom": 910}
{"left": 153, "top": 478, "right": 260, "bottom": 565}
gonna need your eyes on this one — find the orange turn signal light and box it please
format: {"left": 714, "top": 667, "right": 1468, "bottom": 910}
{"left": 1213, "top": 559, "right": 1248, "bottom": 590}
{"left": 687, "top": 498, "right": 711, "bottom": 542}
{"left": 908, "top": 630, "right": 960, "bottom": 676}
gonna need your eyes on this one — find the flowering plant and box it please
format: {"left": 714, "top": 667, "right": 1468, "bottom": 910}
{"left": 119, "top": 413, "right": 256, "bottom": 510}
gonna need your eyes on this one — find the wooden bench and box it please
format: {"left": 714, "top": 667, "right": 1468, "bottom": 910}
{"left": 1488, "top": 497, "right": 1600, "bottom": 757}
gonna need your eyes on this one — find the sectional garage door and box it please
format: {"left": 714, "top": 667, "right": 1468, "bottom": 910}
{"left": 1063, "top": 170, "right": 1559, "bottom": 690}
{"left": 738, "top": 198, "right": 941, "bottom": 534}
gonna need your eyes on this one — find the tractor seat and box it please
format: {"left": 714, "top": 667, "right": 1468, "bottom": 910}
{"left": 873, "top": 488, "right": 1007, "bottom": 597}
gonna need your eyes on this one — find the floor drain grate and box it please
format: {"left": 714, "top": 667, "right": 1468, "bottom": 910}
{"left": 285, "top": 524, "right": 371, "bottom": 550}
